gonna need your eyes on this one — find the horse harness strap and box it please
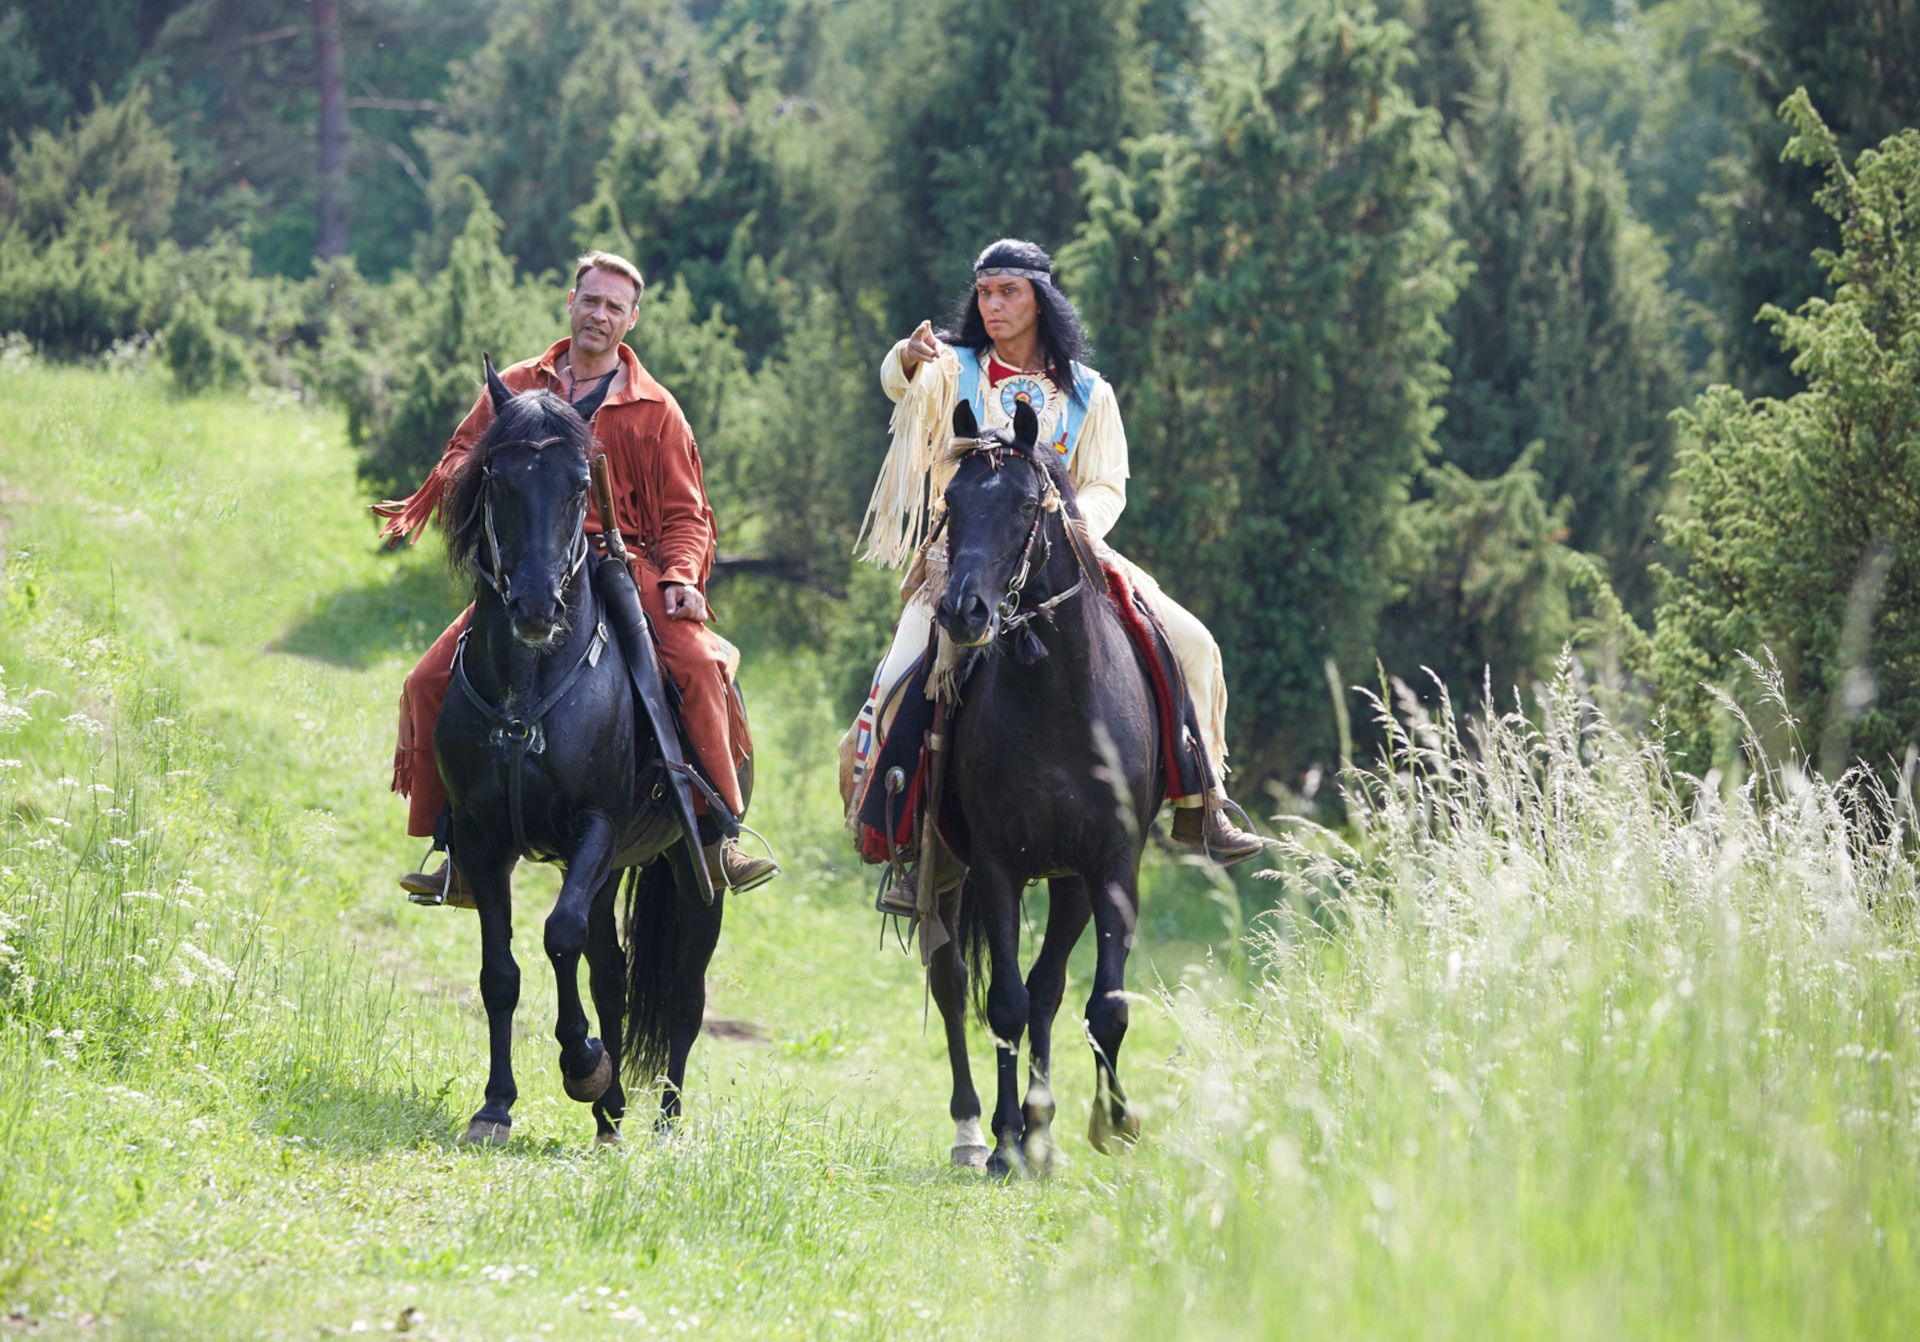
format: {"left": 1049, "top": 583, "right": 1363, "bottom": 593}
{"left": 452, "top": 620, "right": 609, "bottom": 864}
{"left": 960, "top": 438, "right": 1093, "bottom": 639}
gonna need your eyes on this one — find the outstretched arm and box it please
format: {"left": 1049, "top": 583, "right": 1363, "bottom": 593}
{"left": 880, "top": 320, "right": 947, "bottom": 403}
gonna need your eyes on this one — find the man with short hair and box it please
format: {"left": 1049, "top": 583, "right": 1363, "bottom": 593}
{"left": 377, "top": 250, "right": 776, "bottom": 899}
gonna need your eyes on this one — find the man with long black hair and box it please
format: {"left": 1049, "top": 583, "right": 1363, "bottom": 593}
{"left": 847, "top": 238, "right": 1263, "bottom": 893}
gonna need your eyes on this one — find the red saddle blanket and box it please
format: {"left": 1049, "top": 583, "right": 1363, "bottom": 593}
{"left": 853, "top": 562, "right": 1199, "bottom": 865}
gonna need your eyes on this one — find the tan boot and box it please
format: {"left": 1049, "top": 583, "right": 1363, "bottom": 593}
{"left": 1170, "top": 795, "right": 1266, "bottom": 866}
{"left": 705, "top": 839, "right": 779, "bottom": 893}
{"left": 400, "top": 859, "right": 476, "bottom": 908}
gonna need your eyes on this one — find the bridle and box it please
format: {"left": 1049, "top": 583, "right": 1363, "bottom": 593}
{"left": 451, "top": 437, "right": 605, "bottom": 864}
{"left": 469, "top": 438, "right": 591, "bottom": 604}
{"left": 947, "top": 435, "right": 1090, "bottom": 643}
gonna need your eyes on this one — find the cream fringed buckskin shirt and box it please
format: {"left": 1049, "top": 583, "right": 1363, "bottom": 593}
{"left": 858, "top": 339, "right": 1131, "bottom": 568}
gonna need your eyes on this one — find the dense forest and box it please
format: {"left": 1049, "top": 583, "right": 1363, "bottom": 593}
{"left": 2, "top": 0, "right": 1915, "bottom": 788}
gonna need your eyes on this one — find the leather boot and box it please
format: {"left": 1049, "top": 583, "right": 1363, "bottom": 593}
{"left": 401, "top": 859, "right": 475, "bottom": 908}
{"left": 1170, "top": 794, "right": 1266, "bottom": 866}
{"left": 705, "top": 839, "right": 779, "bottom": 893}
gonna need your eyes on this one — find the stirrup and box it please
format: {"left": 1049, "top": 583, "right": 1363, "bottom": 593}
{"left": 723, "top": 825, "right": 781, "bottom": 893}
{"left": 402, "top": 837, "right": 450, "bottom": 906}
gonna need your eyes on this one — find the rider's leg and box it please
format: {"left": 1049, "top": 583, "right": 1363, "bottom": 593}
{"left": 639, "top": 575, "right": 748, "bottom": 819}
{"left": 395, "top": 606, "right": 472, "bottom": 837}
{"left": 848, "top": 600, "right": 936, "bottom": 802}
{"left": 1131, "top": 579, "right": 1266, "bottom": 863}
{"left": 397, "top": 608, "right": 480, "bottom": 904}
{"left": 635, "top": 570, "right": 774, "bottom": 891}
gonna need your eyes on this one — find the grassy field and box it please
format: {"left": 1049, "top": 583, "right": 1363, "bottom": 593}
{"left": 1, "top": 362, "right": 1917, "bottom": 1339}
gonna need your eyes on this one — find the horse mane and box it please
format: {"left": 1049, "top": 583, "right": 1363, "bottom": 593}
{"left": 442, "top": 390, "right": 594, "bottom": 577}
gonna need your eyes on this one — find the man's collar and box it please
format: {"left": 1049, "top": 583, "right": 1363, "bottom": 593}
{"left": 533, "top": 338, "right": 665, "bottom": 407}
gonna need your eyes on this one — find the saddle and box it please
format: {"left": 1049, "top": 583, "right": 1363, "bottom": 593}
{"left": 852, "top": 562, "right": 1210, "bottom": 869}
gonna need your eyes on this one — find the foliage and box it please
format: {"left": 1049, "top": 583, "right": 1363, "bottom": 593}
{"left": 1378, "top": 446, "right": 1577, "bottom": 701}
{"left": 1652, "top": 92, "right": 1920, "bottom": 773}
{"left": 876, "top": 0, "right": 1157, "bottom": 328}
{"left": 1435, "top": 81, "right": 1681, "bottom": 597}
{"left": 0, "top": 196, "right": 168, "bottom": 356}
{"left": 0, "top": 83, "right": 181, "bottom": 248}
{"left": 344, "top": 180, "right": 559, "bottom": 501}
{"left": 1703, "top": 0, "right": 1920, "bottom": 396}
{"left": 1067, "top": 3, "right": 1464, "bottom": 777}
{"left": 418, "top": 0, "right": 708, "bottom": 275}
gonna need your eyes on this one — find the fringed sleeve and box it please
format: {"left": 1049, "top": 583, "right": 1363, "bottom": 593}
{"left": 1069, "top": 379, "right": 1130, "bottom": 543}
{"left": 855, "top": 342, "right": 962, "bottom": 568}
{"left": 371, "top": 387, "right": 497, "bottom": 544}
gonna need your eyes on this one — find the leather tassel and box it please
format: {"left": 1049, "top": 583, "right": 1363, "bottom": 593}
{"left": 1013, "top": 623, "right": 1049, "bottom": 666}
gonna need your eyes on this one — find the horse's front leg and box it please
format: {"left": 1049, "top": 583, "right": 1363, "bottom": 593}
{"left": 457, "top": 820, "right": 519, "bottom": 1145}
{"left": 973, "top": 856, "right": 1030, "bottom": 1177}
{"left": 929, "top": 880, "right": 985, "bottom": 1167}
{"left": 1086, "top": 854, "right": 1143, "bottom": 1153}
{"left": 548, "top": 810, "right": 619, "bottom": 1108}
{"left": 1021, "top": 876, "right": 1092, "bottom": 1175}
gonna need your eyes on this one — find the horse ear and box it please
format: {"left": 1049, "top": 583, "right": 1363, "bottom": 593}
{"left": 1011, "top": 399, "right": 1039, "bottom": 451}
{"left": 952, "top": 400, "right": 979, "bottom": 439}
{"left": 572, "top": 377, "right": 611, "bottom": 423}
{"left": 483, "top": 353, "right": 513, "bottom": 414}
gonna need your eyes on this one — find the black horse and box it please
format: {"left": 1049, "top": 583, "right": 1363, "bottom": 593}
{"left": 435, "top": 358, "right": 743, "bottom": 1145}
{"left": 929, "top": 399, "right": 1160, "bottom": 1175}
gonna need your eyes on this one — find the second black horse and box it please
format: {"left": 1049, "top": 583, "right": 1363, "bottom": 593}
{"left": 930, "top": 399, "right": 1162, "bottom": 1175}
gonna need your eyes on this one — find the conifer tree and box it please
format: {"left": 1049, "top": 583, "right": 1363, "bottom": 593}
{"left": 879, "top": 0, "right": 1155, "bottom": 325}
{"left": 1069, "top": 5, "right": 1463, "bottom": 779}
{"left": 1654, "top": 94, "right": 1920, "bottom": 774}
{"left": 1706, "top": 0, "right": 1920, "bottom": 397}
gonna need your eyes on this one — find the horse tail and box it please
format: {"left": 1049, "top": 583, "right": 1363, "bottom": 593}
{"left": 958, "top": 878, "right": 991, "bottom": 1025}
{"left": 621, "top": 858, "right": 678, "bottom": 1090}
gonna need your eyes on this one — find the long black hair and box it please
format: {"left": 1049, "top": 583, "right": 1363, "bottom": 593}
{"left": 936, "top": 238, "right": 1094, "bottom": 407}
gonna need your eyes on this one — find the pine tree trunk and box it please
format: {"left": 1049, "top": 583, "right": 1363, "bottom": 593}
{"left": 312, "top": 0, "right": 348, "bottom": 259}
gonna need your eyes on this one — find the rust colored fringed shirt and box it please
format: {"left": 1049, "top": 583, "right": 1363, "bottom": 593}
{"left": 375, "top": 338, "right": 716, "bottom": 586}
{"left": 376, "top": 339, "right": 750, "bottom": 834}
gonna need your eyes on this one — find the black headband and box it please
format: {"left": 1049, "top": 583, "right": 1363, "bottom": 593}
{"left": 975, "top": 265, "right": 1052, "bottom": 284}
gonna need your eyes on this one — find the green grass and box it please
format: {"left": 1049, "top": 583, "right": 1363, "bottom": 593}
{"left": 1, "top": 362, "right": 1917, "bottom": 1338}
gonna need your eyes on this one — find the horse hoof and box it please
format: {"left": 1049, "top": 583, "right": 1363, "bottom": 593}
{"left": 950, "top": 1143, "right": 989, "bottom": 1169}
{"left": 563, "top": 1042, "right": 613, "bottom": 1103}
{"left": 461, "top": 1118, "right": 511, "bottom": 1146}
{"left": 985, "top": 1145, "right": 1029, "bottom": 1179}
{"left": 1021, "top": 1126, "right": 1055, "bottom": 1176}
{"left": 1088, "top": 1104, "right": 1141, "bottom": 1155}
{"left": 594, "top": 1129, "right": 622, "bottom": 1148}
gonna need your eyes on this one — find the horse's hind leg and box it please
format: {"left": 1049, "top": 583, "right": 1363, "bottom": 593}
{"left": 585, "top": 868, "right": 628, "bottom": 1145}
{"left": 547, "top": 812, "right": 619, "bottom": 1109}
{"left": 1086, "top": 858, "right": 1143, "bottom": 1154}
{"left": 659, "top": 842, "right": 724, "bottom": 1127}
{"left": 929, "top": 882, "right": 984, "bottom": 1167}
{"left": 1022, "top": 877, "right": 1092, "bottom": 1175}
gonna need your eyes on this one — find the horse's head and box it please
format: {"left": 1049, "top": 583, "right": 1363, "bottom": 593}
{"left": 937, "top": 399, "right": 1060, "bottom": 648}
{"left": 443, "top": 355, "right": 606, "bottom": 648}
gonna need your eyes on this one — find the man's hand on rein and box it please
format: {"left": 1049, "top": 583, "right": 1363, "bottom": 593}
{"left": 663, "top": 583, "right": 709, "bottom": 623}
